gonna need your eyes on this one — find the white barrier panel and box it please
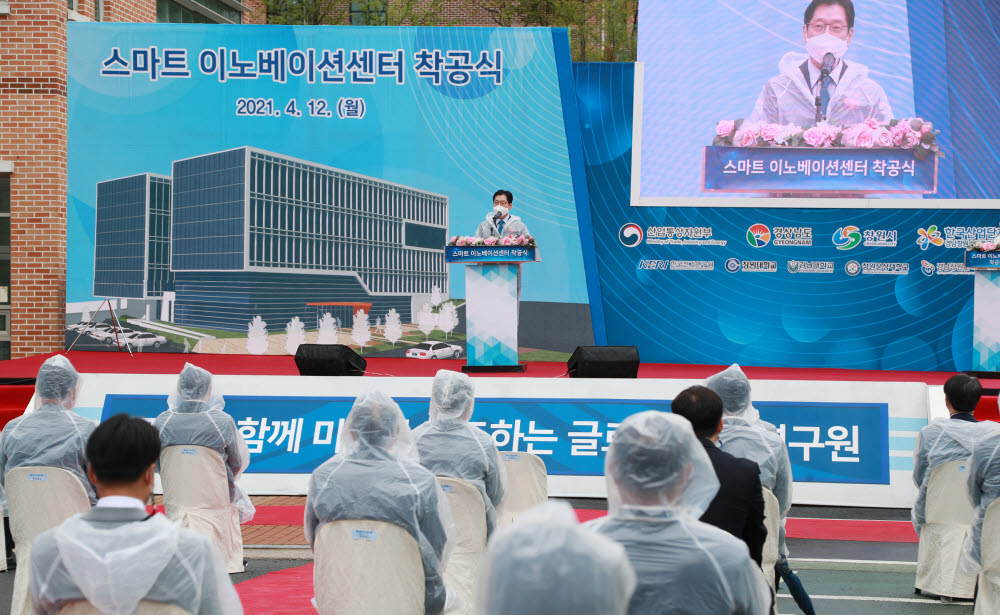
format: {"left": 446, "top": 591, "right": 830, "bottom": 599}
{"left": 47, "top": 372, "right": 928, "bottom": 508}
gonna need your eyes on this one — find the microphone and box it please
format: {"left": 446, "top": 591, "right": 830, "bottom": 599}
{"left": 820, "top": 52, "right": 836, "bottom": 77}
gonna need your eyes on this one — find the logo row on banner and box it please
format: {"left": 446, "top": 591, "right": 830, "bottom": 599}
{"left": 635, "top": 258, "right": 971, "bottom": 277}
{"left": 103, "top": 395, "right": 889, "bottom": 485}
{"left": 618, "top": 223, "right": 1000, "bottom": 251}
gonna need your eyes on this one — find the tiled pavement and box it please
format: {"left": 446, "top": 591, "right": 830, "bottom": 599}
{"left": 244, "top": 496, "right": 309, "bottom": 546}
{"left": 154, "top": 494, "right": 310, "bottom": 546}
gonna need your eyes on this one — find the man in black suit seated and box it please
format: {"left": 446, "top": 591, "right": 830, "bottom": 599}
{"left": 673, "top": 385, "right": 767, "bottom": 565}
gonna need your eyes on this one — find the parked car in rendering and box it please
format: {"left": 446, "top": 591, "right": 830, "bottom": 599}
{"left": 406, "top": 341, "right": 463, "bottom": 359}
{"left": 126, "top": 332, "right": 168, "bottom": 348}
{"left": 96, "top": 328, "right": 136, "bottom": 343}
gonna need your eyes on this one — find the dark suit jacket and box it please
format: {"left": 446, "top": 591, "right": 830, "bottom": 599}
{"left": 699, "top": 436, "right": 767, "bottom": 566}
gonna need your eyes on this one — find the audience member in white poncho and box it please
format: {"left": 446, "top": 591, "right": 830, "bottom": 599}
{"left": 414, "top": 370, "right": 506, "bottom": 536}
{"left": 477, "top": 501, "right": 636, "bottom": 615}
{"left": 305, "top": 390, "right": 457, "bottom": 615}
{"left": 706, "top": 364, "right": 792, "bottom": 550}
{"left": 154, "top": 363, "right": 255, "bottom": 522}
{"left": 0, "top": 355, "right": 97, "bottom": 505}
{"left": 912, "top": 374, "right": 985, "bottom": 534}
{"left": 30, "top": 414, "right": 243, "bottom": 615}
{"left": 588, "top": 411, "right": 770, "bottom": 615}
{"left": 962, "top": 420, "right": 1000, "bottom": 574}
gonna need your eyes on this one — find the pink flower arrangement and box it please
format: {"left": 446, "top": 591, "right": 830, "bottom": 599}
{"left": 711, "top": 117, "right": 942, "bottom": 160}
{"left": 448, "top": 235, "right": 537, "bottom": 248}
{"left": 969, "top": 240, "right": 1000, "bottom": 252}
{"left": 716, "top": 120, "right": 736, "bottom": 137}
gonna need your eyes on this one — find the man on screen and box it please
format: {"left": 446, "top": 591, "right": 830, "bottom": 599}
{"left": 748, "top": 0, "right": 892, "bottom": 127}
{"left": 475, "top": 189, "right": 530, "bottom": 239}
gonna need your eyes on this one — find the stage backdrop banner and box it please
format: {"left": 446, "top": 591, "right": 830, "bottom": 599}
{"left": 66, "top": 24, "right": 595, "bottom": 361}
{"left": 55, "top": 372, "right": 927, "bottom": 507}
{"left": 574, "top": 61, "right": 998, "bottom": 371}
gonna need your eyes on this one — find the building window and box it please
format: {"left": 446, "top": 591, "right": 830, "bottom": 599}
{"left": 156, "top": 0, "right": 241, "bottom": 24}
{"left": 67, "top": 0, "right": 75, "bottom": 9}
{"left": 95, "top": 0, "right": 103, "bottom": 21}
{"left": 0, "top": 175, "right": 9, "bottom": 361}
{"left": 351, "top": 0, "right": 387, "bottom": 25}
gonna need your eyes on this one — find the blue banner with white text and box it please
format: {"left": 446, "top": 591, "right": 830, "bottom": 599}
{"left": 104, "top": 394, "right": 888, "bottom": 483}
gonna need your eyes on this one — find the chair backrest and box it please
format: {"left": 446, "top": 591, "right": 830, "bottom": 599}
{"left": 159, "top": 446, "right": 229, "bottom": 512}
{"left": 761, "top": 487, "right": 780, "bottom": 564}
{"left": 981, "top": 498, "right": 1000, "bottom": 572}
{"left": 925, "top": 460, "right": 975, "bottom": 525}
{"left": 499, "top": 452, "right": 547, "bottom": 514}
{"left": 313, "top": 520, "right": 425, "bottom": 615}
{"left": 6, "top": 466, "right": 90, "bottom": 546}
{"left": 436, "top": 477, "right": 487, "bottom": 554}
{"left": 58, "top": 600, "right": 192, "bottom": 614}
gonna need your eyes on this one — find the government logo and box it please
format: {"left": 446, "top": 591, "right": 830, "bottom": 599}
{"left": 746, "top": 224, "right": 771, "bottom": 248}
{"left": 619, "top": 223, "right": 643, "bottom": 248}
{"left": 833, "top": 226, "right": 862, "bottom": 250}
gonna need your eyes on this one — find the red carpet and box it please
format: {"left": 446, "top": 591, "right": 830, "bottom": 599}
{"left": 235, "top": 562, "right": 314, "bottom": 612}
{"left": 0, "top": 351, "right": 980, "bottom": 386}
{"left": 237, "top": 505, "right": 918, "bottom": 543}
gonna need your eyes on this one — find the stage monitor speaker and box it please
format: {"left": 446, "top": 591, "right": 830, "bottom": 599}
{"left": 295, "top": 344, "right": 367, "bottom": 377}
{"left": 567, "top": 346, "right": 639, "bottom": 378}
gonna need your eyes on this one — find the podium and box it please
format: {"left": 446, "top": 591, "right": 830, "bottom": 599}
{"left": 967, "top": 250, "right": 1000, "bottom": 371}
{"left": 444, "top": 246, "right": 539, "bottom": 373}
{"left": 702, "top": 146, "right": 938, "bottom": 195}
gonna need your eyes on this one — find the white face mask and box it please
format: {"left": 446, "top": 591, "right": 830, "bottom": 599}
{"left": 493, "top": 205, "right": 509, "bottom": 216}
{"left": 806, "top": 32, "right": 849, "bottom": 64}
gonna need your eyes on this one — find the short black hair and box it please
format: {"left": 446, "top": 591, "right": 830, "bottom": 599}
{"left": 944, "top": 374, "right": 982, "bottom": 414}
{"left": 804, "top": 0, "right": 855, "bottom": 30}
{"left": 493, "top": 189, "right": 513, "bottom": 205}
{"left": 671, "top": 386, "right": 724, "bottom": 438}
{"left": 86, "top": 413, "right": 161, "bottom": 485}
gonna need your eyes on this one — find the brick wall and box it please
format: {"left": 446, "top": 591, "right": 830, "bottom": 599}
{"left": 104, "top": 0, "right": 157, "bottom": 23}
{"left": 244, "top": 0, "right": 266, "bottom": 24}
{"left": 0, "top": 1, "right": 69, "bottom": 357}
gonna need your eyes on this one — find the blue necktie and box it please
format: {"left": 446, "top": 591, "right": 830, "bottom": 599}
{"left": 497, "top": 219, "right": 505, "bottom": 235}
{"left": 820, "top": 75, "right": 831, "bottom": 119}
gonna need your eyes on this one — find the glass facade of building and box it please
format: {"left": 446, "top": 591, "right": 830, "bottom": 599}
{"left": 147, "top": 176, "right": 174, "bottom": 297}
{"left": 171, "top": 149, "right": 247, "bottom": 271}
{"left": 246, "top": 149, "right": 448, "bottom": 296}
{"left": 94, "top": 174, "right": 174, "bottom": 299}
{"left": 0, "top": 175, "right": 9, "bottom": 360}
{"left": 156, "top": 0, "right": 240, "bottom": 24}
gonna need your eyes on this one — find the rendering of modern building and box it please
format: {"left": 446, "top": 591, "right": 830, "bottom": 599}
{"left": 94, "top": 147, "right": 449, "bottom": 332}
{"left": 93, "top": 173, "right": 174, "bottom": 302}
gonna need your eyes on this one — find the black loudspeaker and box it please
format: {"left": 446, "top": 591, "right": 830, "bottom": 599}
{"left": 294, "top": 344, "right": 367, "bottom": 376}
{"left": 567, "top": 346, "right": 640, "bottom": 378}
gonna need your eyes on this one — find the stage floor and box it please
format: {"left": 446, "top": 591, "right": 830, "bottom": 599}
{"left": 0, "top": 350, "right": 978, "bottom": 385}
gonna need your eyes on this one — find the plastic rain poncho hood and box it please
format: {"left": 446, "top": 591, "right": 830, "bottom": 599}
{"left": 590, "top": 411, "right": 770, "bottom": 615}
{"left": 155, "top": 363, "right": 255, "bottom": 522}
{"left": 414, "top": 370, "right": 507, "bottom": 535}
{"left": 476, "top": 501, "right": 635, "bottom": 615}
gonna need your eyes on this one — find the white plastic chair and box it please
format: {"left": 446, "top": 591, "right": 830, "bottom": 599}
{"left": 438, "top": 477, "right": 486, "bottom": 615}
{"left": 7, "top": 466, "right": 91, "bottom": 615}
{"left": 159, "top": 446, "right": 244, "bottom": 573}
{"left": 976, "top": 498, "right": 1000, "bottom": 614}
{"left": 313, "top": 520, "right": 425, "bottom": 615}
{"left": 761, "top": 487, "right": 780, "bottom": 595}
{"left": 59, "top": 600, "right": 192, "bottom": 614}
{"left": 915, "top": 460, "right": 977, "bottom": 599}
{"left": 498, "top": 452, "right": 547, "bottom": 526}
